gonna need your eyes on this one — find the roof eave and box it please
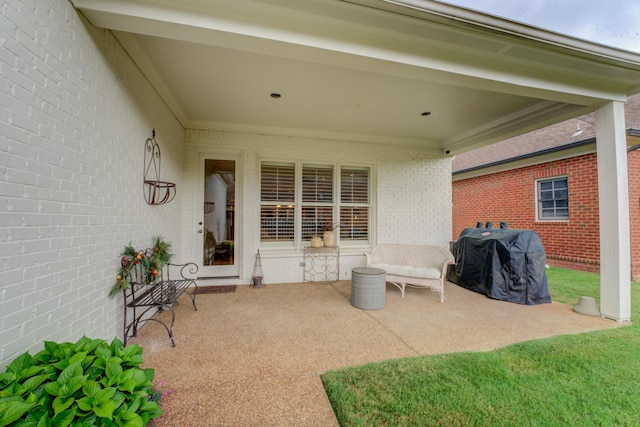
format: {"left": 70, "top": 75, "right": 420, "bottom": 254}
{"left": 452, "top": 128, "right": 640, "bottom": 180}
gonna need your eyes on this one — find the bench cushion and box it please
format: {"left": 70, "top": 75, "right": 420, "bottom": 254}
{"left": 369, "top": 263, "right": 441, "bottom": 279}
{"left": 365, "top": 244, "right": 454, "bottom": 302}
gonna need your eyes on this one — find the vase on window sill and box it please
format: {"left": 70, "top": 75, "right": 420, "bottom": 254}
{"left": 311, "top": 236, "right": 323, "bottom": 248}
{"left": 323, "top": 231, "right": 335, "bottom": 247}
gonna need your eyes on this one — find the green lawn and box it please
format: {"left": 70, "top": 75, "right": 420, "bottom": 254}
{"left": 322, "top": 267, "right": 640, "bottom": 426}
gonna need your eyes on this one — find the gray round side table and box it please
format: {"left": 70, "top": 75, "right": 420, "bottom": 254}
{"left": 351, "top": 267, "right": 386, "bottom": 310}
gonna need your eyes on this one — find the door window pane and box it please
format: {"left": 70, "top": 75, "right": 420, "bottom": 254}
{"left": 203, "top": 160, "right": 235, "bottom": 266}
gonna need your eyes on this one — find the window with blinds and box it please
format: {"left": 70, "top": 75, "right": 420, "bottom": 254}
{"left": 301, "top": 165, "right": 334, "bottom": 239}
{"left": 340, "top": 167, "right": 369, "bottom": 241}
{"left": 301, "top": 206, "right": 334, "bottom": 239}
{"left": 260, "top": 161, "right": 370, "bottom": 246}
{"left": 302, "top": 165, "right": 333, "bottom": 202}
{"left": 261, "top": 163, "right": 295, "bottom": 241}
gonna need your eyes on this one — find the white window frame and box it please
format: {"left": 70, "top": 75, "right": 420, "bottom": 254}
{"left": 338, "top": 165, "right": 370, "bottom": 247}
{"left": 536, "top": 176, "right": 569, "bottom": 221}
{"left": 259, "top": 162, "right": 296, "bottom": 248}
{"left": 301, "top": 163, "right": 335, "bottom": 241}
{"left": 260, "top": 160, "right": 371, "bottom": 248}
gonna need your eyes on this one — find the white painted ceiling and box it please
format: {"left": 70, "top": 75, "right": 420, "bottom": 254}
{"left": 71, "top": 0, "right": 640, "bottom": 154}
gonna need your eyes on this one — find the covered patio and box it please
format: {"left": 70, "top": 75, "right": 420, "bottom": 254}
{"left": 69, "top": 0, "right": 640, "bottom": 322}
{"left": 130, "top": 281, "right": 620, "bottom": 426}
{"left": 4, "top": 0, "right": 640, "bottom": 387}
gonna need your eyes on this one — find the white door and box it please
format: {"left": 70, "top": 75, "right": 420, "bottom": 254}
{"left": 196, "top": 156, "right": 240, "bottom": 278}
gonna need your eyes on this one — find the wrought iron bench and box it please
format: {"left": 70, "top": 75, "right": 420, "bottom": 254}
{"left": 121, "top": 248, "right": 198, "bottom": 347}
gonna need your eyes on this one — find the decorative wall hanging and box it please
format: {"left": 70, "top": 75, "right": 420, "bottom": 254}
{"left": 143, "top": 129, "right": 176, "bottom": 205}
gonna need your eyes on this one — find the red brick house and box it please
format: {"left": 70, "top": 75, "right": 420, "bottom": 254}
{"left": 452, "top": 94, "right": 640, "bottom": 279}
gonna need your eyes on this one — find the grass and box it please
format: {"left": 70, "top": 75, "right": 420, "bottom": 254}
{"left": 322, "top": 267, "right": 640, "bottom": 426}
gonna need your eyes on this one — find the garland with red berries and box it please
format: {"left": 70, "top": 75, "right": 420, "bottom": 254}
{"left": 109, "top": 236, "right": 172, "bottom": 297}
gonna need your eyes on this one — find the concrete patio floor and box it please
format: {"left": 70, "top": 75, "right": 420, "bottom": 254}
{"left": 129, "top": 280, "right": 622, "bottom": 426}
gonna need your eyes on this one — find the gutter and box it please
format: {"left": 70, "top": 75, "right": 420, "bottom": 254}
{"left": 352, "top": 0, "right": 640, "bottom": 68}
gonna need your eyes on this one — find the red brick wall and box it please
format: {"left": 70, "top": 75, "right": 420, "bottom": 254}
{"left": 453, "top": 154, "right": 603, "bottom": 274}
{"left": 453, "top": 150, "right": 640, "bottom": 278}
{"left": 628, "top": 149, "right": 640, "bottom": 279}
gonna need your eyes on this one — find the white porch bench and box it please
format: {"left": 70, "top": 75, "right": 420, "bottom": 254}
{"left": 365, "top": 244, "right": 454, "bottom": 303}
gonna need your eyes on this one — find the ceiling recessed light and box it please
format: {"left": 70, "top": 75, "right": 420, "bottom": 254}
{"left": 421, "top": 111, "right": 431, "bottom": 116}
{"left": 270, "top": 93, "right": 282, "bottom": 98}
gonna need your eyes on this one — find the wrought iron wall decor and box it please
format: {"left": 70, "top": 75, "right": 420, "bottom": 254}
{"left": 143, "top": 129, "right": 176, "bottom": 205}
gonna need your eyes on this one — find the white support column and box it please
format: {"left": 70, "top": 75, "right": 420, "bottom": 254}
{"left": 596, "top": 101, "right": 631, "bottom": 322}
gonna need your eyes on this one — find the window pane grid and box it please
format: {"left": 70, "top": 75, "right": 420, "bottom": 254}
{"left": 340, "top": 167, "right": 369, "bottom": 241}
{"left": 260, "top": 162, "right": 371, "bottom": 244}
{"left": 261, "top": 163, "right": 295, "bottom": 203}
{"left": 340, "top": 207, "right": 368, "bottom": 239}
{"left": 301, "top": 206, "right": 333, "bottom": 239}
{"left": 538, "top": 177, "right": 568, "bottom": 220}
{"left": 303, "top": 166, "right": 333, "bottom": 203}
{"left": 260, "top": 205, "right": 294, "bottom": 241}
{"left": 341, "top": 168, "right": 369, "bottom": 203}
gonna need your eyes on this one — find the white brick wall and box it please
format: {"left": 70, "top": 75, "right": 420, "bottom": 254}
{"left": 184, "top": 130, "right": 453, "bottom": 283}
{"left": 0, "top": 0, "right": 454, "bottom": 369}
{"left": 376, "top": 150, "right": 453, "bottom": 245}
{"left": 0, "top": 0, "right": 184, "bottom": 369}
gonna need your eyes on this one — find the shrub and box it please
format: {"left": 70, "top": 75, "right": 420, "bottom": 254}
{"left": 0, "top": 336, "right": 161, "bottom": 426}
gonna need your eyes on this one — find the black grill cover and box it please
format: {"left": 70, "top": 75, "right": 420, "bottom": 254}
{"left": 447, "top": 228, "right": 551, "bottom": 305}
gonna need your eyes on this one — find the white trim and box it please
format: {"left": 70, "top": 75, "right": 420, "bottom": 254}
{"left": 596, "top": 101, "right": 631, "bottom": 322}
{"left": 259, "top": 158, "right": 373, "bottom": 250}
{"left": 195, "top": 152, "right": 243, "bottom": 278}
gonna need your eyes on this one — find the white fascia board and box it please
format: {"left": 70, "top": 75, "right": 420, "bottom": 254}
{"left": 356, "top": 0, "right": 640, "bottom": 67}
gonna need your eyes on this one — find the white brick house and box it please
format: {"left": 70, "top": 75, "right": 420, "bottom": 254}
{"left": 2, "top": 0, "right": 640, "bottom": 369}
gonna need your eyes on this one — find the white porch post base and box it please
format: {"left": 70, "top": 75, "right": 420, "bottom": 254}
{"left": 596, "top": 100, "right": 631, "bottom": 322}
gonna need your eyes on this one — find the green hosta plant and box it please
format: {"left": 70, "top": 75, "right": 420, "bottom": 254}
{"left": 0, "top": 337, "right": 161, "bottom": 427}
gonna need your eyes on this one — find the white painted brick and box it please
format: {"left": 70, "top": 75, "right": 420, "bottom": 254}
{"left": 6, "top": 227, "right": 40, "bottom": 242}
{"left": 0, "top": 181, "right": 23, "bottom": 197}
{"left": 6, "top": 168, "right": 37, "bottom": 186}
{"left": 1, "top": 152, "right": 28, "bottom": 169}
{"left": 0, "top": 119, "right": 30, "bottom": 142}
{"left": 0, "top": 280, "right": 36, "bottom": 302}
{"left": 7, "top": 197, "right": 38, "bottom": 213}
{"left": 1, "top": 0, "right": 454, "bottom": 371}
{"left": 1, "top": 0, "right": 184, "bottom": 369}
{"left": 0, "top": 90, "right": 29, "bottom": 118}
